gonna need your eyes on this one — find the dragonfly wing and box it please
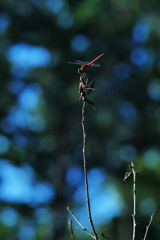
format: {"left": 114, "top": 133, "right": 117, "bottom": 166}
{"left": 90, "top": 63, "right": 100, "bottom": 67}
{"left": 74, "top": 60, "right": 90, "bottom": 64}
{"left": 66, "top": 61, "right": 82, "bottom": 66}
{"left": 66, "top": 60, "right": 100, "bottom": 67}
{"left": 74, "top": 60, "right": 100, "bottom": 67}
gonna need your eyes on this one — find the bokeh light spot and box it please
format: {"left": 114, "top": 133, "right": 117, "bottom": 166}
{"left": 46, "top": 0, "right": 64, "bottom": 13}
{"left": 66, "top": 166, "right": 83, "bottom": 187}
{"left": 19, "top": 225, "right": 36, "bottom": 240}
{"left": 88, "top": 168, "right": 106, "bottom": 186}
{"left": 1, "top": 118, "right": 16, "bottom": 133}
{"left": 0, "top": 160, "right": 55, "bottom": 206}
{"left": 31, "top": 182, "right": 55, "bottom": 206}
{"left": 11, "top": 66, "right": 28, "bottom": 78}
{"left": 72, "top": 183, "right": 125, "bottom": 225}
{"left": 140, "top": 198, "right": 157, "bottom": 216}
{"left": 0, "top": 13, "right": 10, "bottom": 34}
{"left": 9, "top": 79, "right": 25, "bottom": 94}
{"left": 119, "top": 102, "right": 137, "bottom": 121}
{"left": 11, "top": 133, "right": 27, "bottom": 151}
{"left": 0, "top": 135, "right": 10, "bottom": 154}
{"left": 1, "top": 207, "right": 18, "bottom": 227}
{"left": 8, "top": 106, "right": 46, "bottom": 131}
{"left": 131, "top": 47, "right": 149, "bottom": 66}
{"left": 57, "top": 10, "right": 74, "bottom": 29}
{"left": 71, "top": 34, "right": 90, "bottom": 52}
{"left": 18, "top": 84, "right": 42, "bottom": 110}
{"left": 35, "top": 207, "right": 53, "bottom": 224}
{"left": 143, "top": 149, "right": 160, "bottom": 167}
{"left": 7, "top": 43, "right": 51, "bottom": 68}
{"left": 119, "top": 145, "right": 136, "bottom": 162}
{"left": 132, "top": 22, "right": 149, "bottom": 43}
{"left": 148, "top": 79, "right": 160, "bottom": 101}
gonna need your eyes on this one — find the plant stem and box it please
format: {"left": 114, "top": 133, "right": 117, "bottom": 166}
{"left": 143, "top": 213, "right": 155, "bottom": 240}
{"left": 67, "top": 207, "right": 95, "bottom": 239}
{"left": 131, "top": 161, "right": 137, "bottom": 240}
{"left": 81, "top": 101, "right": 98, "bottom": 240}
{"left": 68, "top": 220, "right": 75, "bottom": 240}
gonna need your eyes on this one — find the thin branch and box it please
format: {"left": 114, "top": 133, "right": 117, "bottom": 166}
{"left": 67, "top": 74, "right": 99, "bottom": 240}
{"left": 67, "top": 207, "right": 95, "bottom": 239}
{"left": 131, "top": 161, "right": 137, "bottom": 240}
{"left": 101, "top": 232, "right": 108, "bottom": 240}
{"left": 81, "top": 99, "right": 98, "bottom": 240}
{"left": 142, "top": 213, "right": 155, "bottom": 240}
{"left": 68, "top": 220, "right": 75, "bottom": 240}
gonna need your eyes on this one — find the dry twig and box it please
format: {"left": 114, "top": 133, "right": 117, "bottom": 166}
{"left": 67, "top": 73, "right": 99, "bottom": 240}
{"left": 131, "top": 161, "right": 137, "bottom": 240}
{"left": 101, "top": 232, "right": 108, "bottom": 240}
{"left": 67, "top": 207, "right": 95, "bottom": 239}
{"left": 142, "top": 213, "right": 155, "bottom": 240}
{"left": 81, "top": 99, "right": 98, "bottom": 240}
{"left": 68, "top": 220, "right": 75, "bottom": 240}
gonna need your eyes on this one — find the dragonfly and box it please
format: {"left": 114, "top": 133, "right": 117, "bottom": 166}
{"left": 66, "top": 53, "right": 105, "bottom": 74}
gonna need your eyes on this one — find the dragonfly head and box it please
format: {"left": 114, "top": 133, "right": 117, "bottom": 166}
{"left": 78, "top": 68, "right": 83, "bottom": 74}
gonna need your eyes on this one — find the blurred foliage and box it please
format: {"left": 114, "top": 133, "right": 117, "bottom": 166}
{"left": 1, "top": 0, "right": 160, "bottom": 239}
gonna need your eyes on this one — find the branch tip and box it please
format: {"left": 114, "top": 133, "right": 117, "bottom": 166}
{"left": 101, "top": 232, "right": 108, "bottom": 240}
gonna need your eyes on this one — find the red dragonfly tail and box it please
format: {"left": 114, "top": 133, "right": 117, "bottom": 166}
{"left": 88, "top": 53, "right": 105, "bottom": 67}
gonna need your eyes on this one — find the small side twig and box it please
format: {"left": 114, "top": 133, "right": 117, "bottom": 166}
{"left": 123, "top": 169, "right": 132, "bottom": 182}
{"left": 131, "top": 161, "right": 137, "bottom": 240}
{"left": 68, "top": 220, "right": 75, "bottom": 240}
{"left": 67, "top": 207, "right": 95, "bottom": 239}
{"left": 101, "top": 232, "right": 108, "bottom": 240}
{"left": 142, "top": 213, "right": 155, "bottom": 240}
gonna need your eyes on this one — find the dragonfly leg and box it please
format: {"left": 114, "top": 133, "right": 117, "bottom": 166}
{"left": 80, "top": 72, "right": 86, "bottom": 79}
